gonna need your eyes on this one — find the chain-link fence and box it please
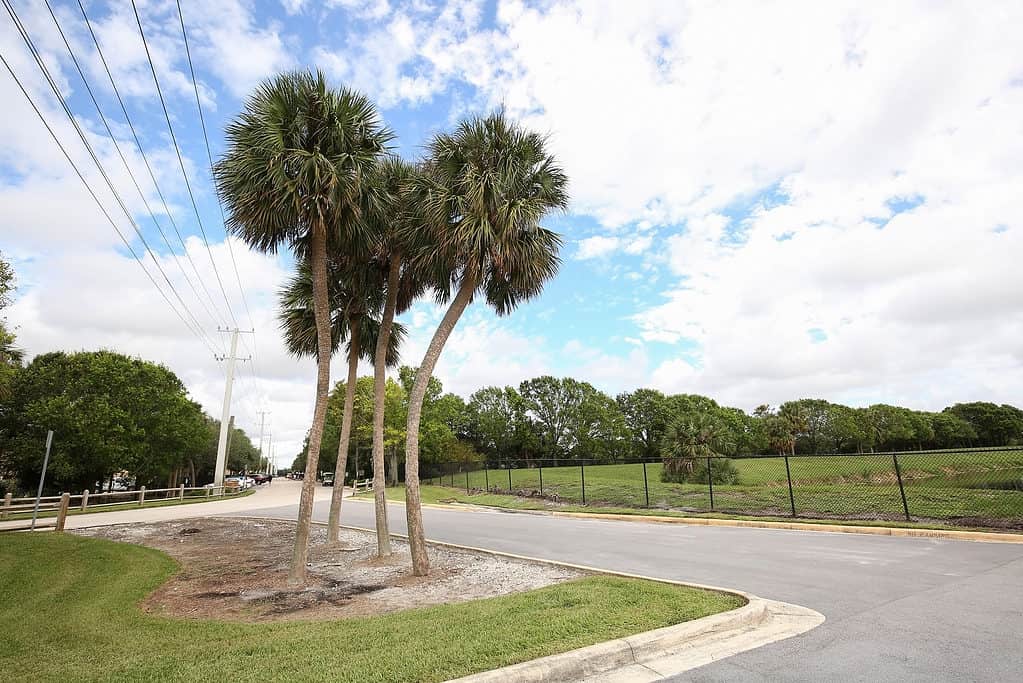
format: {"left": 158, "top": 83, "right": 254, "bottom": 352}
{"left": 423, "top": 446, "right": 1023, "bottom": 529}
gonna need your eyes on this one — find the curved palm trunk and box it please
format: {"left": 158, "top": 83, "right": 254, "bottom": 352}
{"left": 327, "top": 317, "right": 360, "bottom": 544}
{"left": 289, "top": 221, "right": 332, "bottom": 584}
{"left": 371, "top": 256, "right": 401, "bottom": 557}
{"left": 405, "top": 275, "right": 477, "bottom": 576}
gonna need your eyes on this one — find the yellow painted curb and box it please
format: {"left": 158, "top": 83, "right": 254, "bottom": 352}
{"left": 347, "top": 493, "right": 1023, "bottom": 544}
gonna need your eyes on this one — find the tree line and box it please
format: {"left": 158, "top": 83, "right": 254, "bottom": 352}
{"left": 460, "top": 380, "right": 1023, "bottom": 464}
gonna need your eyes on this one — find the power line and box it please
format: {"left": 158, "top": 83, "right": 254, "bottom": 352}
{"left": 0, "top": 50, "right": 219, "bottom": 359}
{"left": 130, "top": 0, "right": 239, "bottom": 329}
{"left": 1, "top": 0, "right": 223, "bottom": 357}
{"left": 175, "top": 0, "right": 269, "bottom": 406}
{"left": 41, "top": 0, "right": 226, "bottom": 344}
{"left": 73, "top": 0, "right": 235, "bottom": 334}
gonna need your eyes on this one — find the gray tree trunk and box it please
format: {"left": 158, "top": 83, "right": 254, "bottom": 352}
{"left": 405, "top": 275, "right": 477, "bottom": 576}
{"left": 327, "top": 318, "right": 361, "bottom": 544}
{"left": 289, "top": 221, "right": 333, "bottom": 584}
{"left": 389, "top": 449, "right": 398, "bottom": 487}
{"left": 371, "top": 256, "right": 401, "bottom": 557}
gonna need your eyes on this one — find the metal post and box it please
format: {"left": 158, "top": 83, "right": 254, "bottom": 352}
{"left": 508, "top": 465, "right": 513, "bottom": 492}
{"left": 138, "top": 486, "right": 146, "bottom": 506}
{"left": 642, "top": 461, "right": 650, "bottom": 507}
{"left": 707, "top": 457, "right": 714, "bottom": 510}
{"left": 465, "top": 469, "right": 470, "bottom": 493}
{"left": 784, "top": 456, "right": 796, "bottom": 516}
{"left": 581, "top": 461, "right": 586, "bottom": 505}
{"left": 539, "top": 462, "right": 544, "bottom": 496}
{"left": 893, "top": 454, "right": 910, "bottom": 521}
{"left": 81, "top": 489, "right": 89, "bottom": 512}
{"left": 30, "top": 430, "right": 54, "bottom": 531}
{"left": 55, "top": 492, "right": 70, "bottom": 532}
{"left": 484, "top": 465, "right": 489, "bottom": 492}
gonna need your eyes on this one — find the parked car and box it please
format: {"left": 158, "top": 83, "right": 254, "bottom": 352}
{"left": 322, "top": 473, "right": 334, "bottom": 487}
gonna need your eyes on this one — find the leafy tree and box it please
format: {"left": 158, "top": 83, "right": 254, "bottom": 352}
{"left": 947, "top": 402, "right": 1023, "bottom": 446}
{"left": 569, "top": 387, "right": 629, "bottom": 462}
{"left": 1, "top": 351, "right": 206, "bottom": 494}
{"left": 519, "top": 376, "right": 588, "bottom": 458}
{"left": 402, "top": 111, "right": 568, "bottom": 575}
{"left": 929, "top": 411, "right": 977, "bottom": 447}
{"left": 0, "top": 252, "right": 21, "bottom": 402}
{"left": 217, "top": 70, "right": 390, "bottom": 582}
{"left": 616, "top": 389, "right": 668, "bottom": 459}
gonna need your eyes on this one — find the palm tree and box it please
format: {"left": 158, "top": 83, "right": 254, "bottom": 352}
{"left": 660, "top": 414, "right": 725, "bottom": 481}
{"left": 402, "top": 112, "right": 568, "bottom": 575}
{"left": 277, "top": 260, "right": 404, "bottom": 547}
{"left": 214, "top": 70, "right": 389, "bottom": 583}
{"left": 363, "top": 156, "right": 427, "bottom": 557}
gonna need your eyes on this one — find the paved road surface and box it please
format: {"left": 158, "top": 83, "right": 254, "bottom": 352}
{"left": 231, "top": 481, "right": 1023, "bottom": 682}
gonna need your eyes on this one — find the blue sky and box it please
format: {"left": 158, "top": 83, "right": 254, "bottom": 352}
{"left": 2, "top": 0, "right": 1022, "bottom": 459}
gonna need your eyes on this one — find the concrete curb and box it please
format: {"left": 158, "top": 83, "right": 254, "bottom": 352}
{"left": 344, "top": 495, "right": 1023, "bottom": 544}
{"left": 229, "top": 514, "right": 825, "bottom": 682}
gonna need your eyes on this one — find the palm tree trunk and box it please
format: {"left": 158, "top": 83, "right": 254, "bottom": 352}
{"left": 371, "top": 256, "right": 401, "bottom": 557}
{"left": 327, "top": 317, "right": 361, "bottom": 544}
{"left": 289, "top": 221, "right": 333, "bottom": 584}
{"left": 405, "top": 274, "right": 477, "bottom": 576}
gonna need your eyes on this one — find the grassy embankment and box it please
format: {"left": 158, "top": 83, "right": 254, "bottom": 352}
{"left": 0, "top": 533, "right": 741, "bottom": 683}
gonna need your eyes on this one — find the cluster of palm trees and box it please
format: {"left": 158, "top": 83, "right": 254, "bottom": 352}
{"left": 214, "top": 70, "right": 568, "bottom": 581}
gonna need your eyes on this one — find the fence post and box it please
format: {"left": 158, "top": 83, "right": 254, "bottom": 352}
{"left": 784, "top": 456, "right": 796, "bottom": 516}
{"left": 484, "top": 465, "right": 489, "bottom": 492}
{"left": 179, "top": 484, "right": 185, "bottom": 501}
{"left": 893, "top": 454, "right": 911, "bottom": 521}
{"left": 1, "top": 492, "right": 11, "bottom": 519}
{"left": 508, "top": 466, "right": 513, "bottom": 493}
{"left": 707, "top": 458, "right": 714, "bottom": 510}
{"left": 55, "top": 492, "right": 70, "bottom": 532}
{"left": 138, "top": 486, "right": 146, "bottom": 506}
{"left": 539, "top": 462, "right": 544, "bottom": 496}
{"left": 81, "top": 489, "right": 89, "bottom": 512}
{"left": 580, "top": 461, "right": 586, "bottom": 505}
{"left": 642, "top": 461, "right": 650, "bottom": 508}
{"left": 466, "top": 469, "right": 470, "bottom": 494}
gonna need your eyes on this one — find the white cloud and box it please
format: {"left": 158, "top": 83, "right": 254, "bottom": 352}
{"left": 575, "top": 235, "right": 619, "bottom": 260}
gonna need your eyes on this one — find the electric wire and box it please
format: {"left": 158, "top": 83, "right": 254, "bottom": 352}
{"left": 42, "top": 0, "right": 227, "bottom": 345}
{"left": 73, "top": 0, "right": 235, "bottom": 334}
{"left": 1, "top": 0, "right": 224, "bottom": 358}
{"left": 0, "top": 51, "right": 221, "bottom": 360}
{"left": 130, "top": 0, "right": 239, "bottom": 329}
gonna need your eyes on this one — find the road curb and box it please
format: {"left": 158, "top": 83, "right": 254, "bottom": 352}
{"left": 345, "top": 495, "right": 1023, "bottom": 544}
{"left": 231, "top": 514, "right": 824, "bottom": 682}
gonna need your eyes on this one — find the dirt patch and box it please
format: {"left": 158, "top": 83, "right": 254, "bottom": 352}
{"left": 74, "top": 517, "right": 584, "bottom": 622}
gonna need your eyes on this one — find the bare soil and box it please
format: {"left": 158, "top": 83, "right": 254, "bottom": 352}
{"left": 74, "top": 517, "right": 584, "bottom": 622}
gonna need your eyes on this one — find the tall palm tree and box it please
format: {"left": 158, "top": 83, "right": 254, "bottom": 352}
{"left": 277, "top": 260, "right": 404, "bottom": 547}
{"left": 214, "top": 70, "right": 389, "bottom": 583}
{"left": 363, "top": 156, "right": 427, "bottom": 557}
{"left": 402, "top": 112, "right": 568, "bottom": 575}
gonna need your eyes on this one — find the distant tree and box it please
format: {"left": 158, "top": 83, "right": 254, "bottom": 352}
{"left": 660, "top": 413, "right": 738, "bottom": 484}
{"left": 616, "top": 389, "right": 668, "bottom": 459}
{"left": 946, "top": 402, "right": 1023, "bottom": 446}
{"left": 0, "top": 252, "right": 22, "bottom": 402}
{"left": 928, "top": 411, "right": 977, "bottom": 448}
{"left": 519, "top": 376, "right": 589, "bottom": 458}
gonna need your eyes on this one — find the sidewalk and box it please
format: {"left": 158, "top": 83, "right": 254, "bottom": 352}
{"left": 0, "top": 479, "right": 323, "bottom": 532}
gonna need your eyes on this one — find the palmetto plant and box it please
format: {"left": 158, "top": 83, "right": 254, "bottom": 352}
{"left": 402, "top": 111, "right": 568, "bottom": 575}
{"left": 660, "top": 414, "right": 728, "bottom": 482}
{"left": 214, "top": 70, "right": 389, "bottom": 583}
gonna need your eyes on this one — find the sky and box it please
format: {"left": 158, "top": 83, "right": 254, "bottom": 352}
{"left": 2, "top": 0, "right": 1022, "bottom": 465}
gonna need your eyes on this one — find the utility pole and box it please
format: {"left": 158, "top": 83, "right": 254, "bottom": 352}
{"left": 223, "top": 415, "right": 235, "bottom": 483}
{"left": 213, "top": 328, "right": 251, "bottom": 487}
{"left": 256, "top": 410, "right": 270, "bottom": 474}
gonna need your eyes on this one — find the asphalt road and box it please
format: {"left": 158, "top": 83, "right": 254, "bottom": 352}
{"left": 234, "top": 488, "right": 1023, "bottom": 681}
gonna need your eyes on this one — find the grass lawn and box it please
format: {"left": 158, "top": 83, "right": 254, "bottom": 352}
{"left": 3, "top": 488, "right": 254, "bottom": 521}
{"left": 0, "top": 533, "right": 742, "bottom": 683}
{"left": 358, "top": 484, "right": 1017, "bottom": 532}
{"left": 419, "top": 454, "right": 1023, "bottom": 526}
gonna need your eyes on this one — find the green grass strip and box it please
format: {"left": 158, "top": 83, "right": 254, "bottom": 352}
{"left": 0, "top": 533, "right": 741, "bottom": 683}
